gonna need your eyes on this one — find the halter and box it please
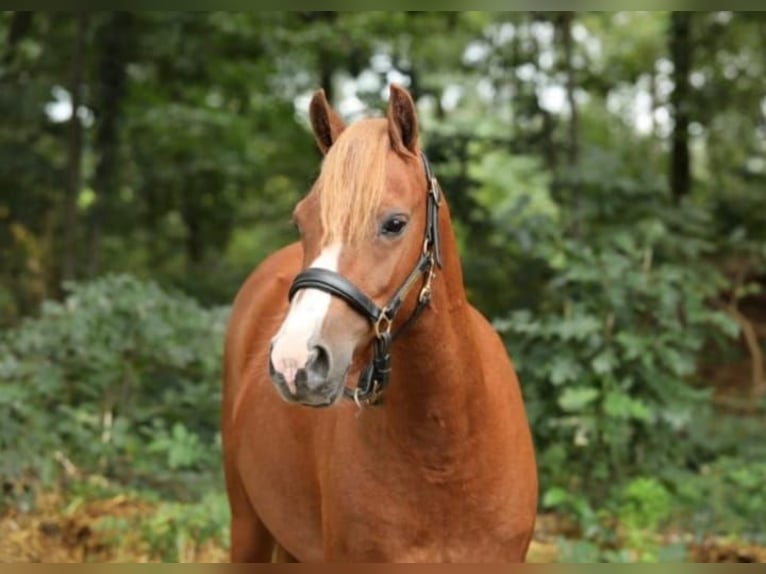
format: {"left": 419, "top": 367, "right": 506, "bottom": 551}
{"left": 288, "top": 152, "right": 443, "bottom": 406}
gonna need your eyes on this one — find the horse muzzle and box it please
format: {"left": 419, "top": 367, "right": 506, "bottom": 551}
{"left": 268, "top": 343, "right": 346, "bottom": 407}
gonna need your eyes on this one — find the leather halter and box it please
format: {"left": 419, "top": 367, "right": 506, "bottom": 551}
{"left": 288, "top": 152, "right": 443, "bottom": 406}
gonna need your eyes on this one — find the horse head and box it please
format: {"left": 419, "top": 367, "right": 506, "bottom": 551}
{"left": 268, "top": 85, "right": 439, "bottom": 407}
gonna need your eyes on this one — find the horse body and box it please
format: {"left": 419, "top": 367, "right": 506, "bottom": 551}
{"left": 222, "top": 86, "right": 537, "bottom": 562}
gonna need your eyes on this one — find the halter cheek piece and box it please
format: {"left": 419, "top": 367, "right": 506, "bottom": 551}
{"left": 288, "top": 152, "right": 442, "bottom": 406}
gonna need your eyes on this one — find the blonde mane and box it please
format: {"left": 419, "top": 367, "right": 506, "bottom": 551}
{"left": 317, "top": 119, "right": 389, "bottom": 246}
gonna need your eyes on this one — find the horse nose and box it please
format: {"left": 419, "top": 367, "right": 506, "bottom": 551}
{"left": 306, "top": 344, "right": 330, "bottom": 382}
{"left": 269, "top": 344, "right": 331, "bottom": 395}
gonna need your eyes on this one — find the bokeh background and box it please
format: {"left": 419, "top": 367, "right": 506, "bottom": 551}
{"left": 1, "top": 11, "right": 765, "bottom": 562}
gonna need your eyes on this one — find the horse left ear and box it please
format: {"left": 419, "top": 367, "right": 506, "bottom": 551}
{"left": 309, "top": 89, "right": 346, "bottom": 155}
{"left": 387, "top": 84, "right": 419, "bottom": 157}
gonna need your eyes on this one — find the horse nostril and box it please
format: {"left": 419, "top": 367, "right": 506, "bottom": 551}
{"left": 307, "top": 345, "right": 330, "bottom": 380}
{"left": 294, "top": 367, "right": 308, "bottom": 389}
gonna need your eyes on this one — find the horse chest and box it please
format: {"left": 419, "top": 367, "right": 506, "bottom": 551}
{"left": 331, "top": 498, "right": 527, "bottom": 562}
{"left": 325, "top": 465, "right": 526, "bottom": 562}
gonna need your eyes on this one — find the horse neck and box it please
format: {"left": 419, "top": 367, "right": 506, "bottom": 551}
{"left": 381, "top": 204, "right": 492, "bottom": 453}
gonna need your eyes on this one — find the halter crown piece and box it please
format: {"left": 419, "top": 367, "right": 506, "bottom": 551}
{"left": 288, "top": 152, "right": 442, "bottom": 406}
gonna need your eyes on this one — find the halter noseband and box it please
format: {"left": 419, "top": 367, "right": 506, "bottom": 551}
{"left": 287, "top": 152, "right": 443, "bottom": 406}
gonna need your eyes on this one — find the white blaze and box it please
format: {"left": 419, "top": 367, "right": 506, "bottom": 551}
{"left": 270, "top": 243, "right": 341, "bottom": 393}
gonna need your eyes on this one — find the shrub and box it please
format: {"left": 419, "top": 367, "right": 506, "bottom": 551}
{"left": 0, "top": 274, "right": 229, "bottom": 496}
{"left": 671, "top": 456, "right": 766, "bottom": 544}
{"left": 94, "top": 491, "right": 230, "bottom": 562}
{"left": 495, "top": 205, "right": 739, "bottom": 498}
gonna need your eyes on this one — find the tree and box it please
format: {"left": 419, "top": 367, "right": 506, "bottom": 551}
{"left": 669, "top": 11, "right": 693, "bottom": 203}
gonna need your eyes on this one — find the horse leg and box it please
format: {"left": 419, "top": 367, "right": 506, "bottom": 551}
{"left": 229, "top": 510, "right": 275, "bottom": 562}
{"left": 272, "top": 543, "right": 299, "bottom": 562}
{"left": 227, "top": 472, "right": 275, "bottom": 562}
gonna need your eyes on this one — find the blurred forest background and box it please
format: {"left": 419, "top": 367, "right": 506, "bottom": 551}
{"left": 1, "top": 11, "right": 765, "bottom": 563}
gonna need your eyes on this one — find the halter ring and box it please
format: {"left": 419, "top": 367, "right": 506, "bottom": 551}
{"left": 353, "top": 387, "right": 364, "bottom": 409}
{"left": 353, "top": 380, "right": 381, "bottom": 408}
{"left": 419, "top": 265, "right": 436, "bottom": 304}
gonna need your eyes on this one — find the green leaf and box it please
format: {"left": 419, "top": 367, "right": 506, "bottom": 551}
{"left": 541, "top": 486, "right": 571, "bottom": 508}
{"left": 558, "top": 387, "right": 600, "bottom": 412}
{"left": 549, "top": 355, "right": 581, "bottom": 385}
{"left": 603, "top": 391, "right": 652, "bottom": 422}
{"left": 591, "top": 349, "right": 617, "bottom": 375}
{"left": 555, "top": 315, "right": 601, "bottom": 342}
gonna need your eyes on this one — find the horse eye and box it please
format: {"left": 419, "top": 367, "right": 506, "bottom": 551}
{"left": 380, "top": 215, "right": 408, "bottom": 237}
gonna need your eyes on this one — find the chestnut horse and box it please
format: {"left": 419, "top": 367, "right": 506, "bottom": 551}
{"left": 221, "top": 85, "right": 537, "bottom": 562}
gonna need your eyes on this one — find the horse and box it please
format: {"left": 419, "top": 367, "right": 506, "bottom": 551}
{"left": 221, "top": 84, "right": 537, "bottom": 562}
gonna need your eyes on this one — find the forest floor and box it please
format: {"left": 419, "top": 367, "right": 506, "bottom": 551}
{"left": 1, "top": 488, "right": 765, "bottom": 563}
{"left": 0, "top": 489, "right": 227, "bottom": 563}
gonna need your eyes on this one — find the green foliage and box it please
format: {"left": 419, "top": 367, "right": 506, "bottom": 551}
{"left": 555, "top": 539, "right": 603, "bottom": 563}
{"left": 545, "top": 476, "right": 677, "bottom": 562}
{"left": 0, "top": 274, "right": 228, "bottom": 496}
{"left": 546, "top": 457, "right": 766, "bottom": 562}
{"left": 542, "top": 487, "right": 604, "bottom": 539}
{"left": 94, "top": 491, "right": 229, "bottom": 562}
{"left": 616, "top": 477, "right": 672, "bottom": 532}
{"left": 495, "top": 200, "right": 738, "bottom": 495}
{"left": 461, "top": 150, "right": 557, "bottom": 313}
{"left": 614, "top": 477, "right": 673, "bottom": 561}
{"left": 670, "top": 456, "right": 766, "bottom": 544}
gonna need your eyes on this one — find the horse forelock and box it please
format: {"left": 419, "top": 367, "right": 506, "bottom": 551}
{"left": 317, "top": 119, "right": 389, "bottom": 246}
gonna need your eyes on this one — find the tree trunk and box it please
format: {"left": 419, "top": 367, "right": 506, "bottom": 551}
{"left": 181, "top": 182, "right": 205, "bottom": 271}
{"left": 556, "top": 12, "right": 582, "bottom": 237}
{"left": 302, "top": 12, "right": 338, "bottom": 102}
{"left": 61, "top": 12, "right": 88, "bottom": 284}
{"left": 669, "top": 12, "right": 692, "bottom": 202}
{"left": 649, "top": 68, "right": 657, "bottom": 138}
{"left": 528, "top": 19, "right": 557, "bottom": 170}
{"left": 87, "top": 12, "right": 133, "bottom": 276}
{"left": 508, "top": 13, "right": 523, "bottom": 141}
{"left": 559, "top": 11, "right": 579, "bottom": 168}
{"left": 319, "top": 60, "right": 334, "bottom": 103}
{"left": 724, "top": 305, "right": 766, "bottom": 410}
{"left": 3, "top": 11, "right": 34, "bottom": 67}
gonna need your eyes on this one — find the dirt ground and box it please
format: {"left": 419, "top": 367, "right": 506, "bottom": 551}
{"left": 0, "top": 490, "right": 226, "bottom": 563}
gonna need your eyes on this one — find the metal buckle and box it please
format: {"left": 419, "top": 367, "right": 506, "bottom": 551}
{"left": 429, "top": 177, "right": 440, "bottom": 203}
{"left": 374, "top": 309, "right": 393, "bottom": 339}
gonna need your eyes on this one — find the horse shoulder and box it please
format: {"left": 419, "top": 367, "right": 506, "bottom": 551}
{"left": 466, "top": 304, "right": 538, "bottom": 554}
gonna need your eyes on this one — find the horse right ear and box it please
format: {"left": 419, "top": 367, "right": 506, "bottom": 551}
{"left": 309, "top": 89, "right": 346, "bottom": 154}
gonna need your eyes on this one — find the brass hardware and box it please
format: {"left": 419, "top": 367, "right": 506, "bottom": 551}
{"left": 374, "top": 309, "right": 393, "bottom": 339}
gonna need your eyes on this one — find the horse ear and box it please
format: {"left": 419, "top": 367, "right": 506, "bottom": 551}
{"left": 387, "top": 84, "right": 419, "bottom": 156}
{"left": 309, "top": 89, "right": 346, "bottom": 155}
